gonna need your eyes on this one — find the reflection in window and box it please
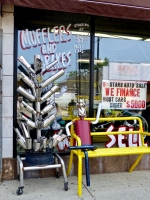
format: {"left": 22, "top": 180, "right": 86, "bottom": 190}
{"left": 94, "top": 35, "right": 150, "bottom": 102}
{"left": 16, "top": 8, "right": 90, "bottom": 153}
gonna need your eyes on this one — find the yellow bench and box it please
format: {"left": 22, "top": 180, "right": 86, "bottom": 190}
{"left": 66, "top": 116, "right": 150, "bottom": 196}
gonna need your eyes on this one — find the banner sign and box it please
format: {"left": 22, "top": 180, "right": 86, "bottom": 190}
{"left": 109, "top": 62, "right": 150, "bottom": 81}
{"left": 109, "top": 62, "right": 140, "bottom": 80}
{"left": 102, "top": 80, "right": 147, "bottom": 109}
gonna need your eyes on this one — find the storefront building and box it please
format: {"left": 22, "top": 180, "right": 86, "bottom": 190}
{"left": 1, "top": 1, "right": 150, "bottom": 180}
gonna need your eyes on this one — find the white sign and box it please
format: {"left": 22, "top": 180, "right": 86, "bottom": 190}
{"left": 105, "top": 124, "right": 144, "bottom": 148}
{"left": 102, "top": 80, "right": 147, "bottom": 109}
{"left": 109, "top": 62, "right": 150, "bottom": 81}
{"left": 109, "top": 62, "right": 141, "bottom": 81}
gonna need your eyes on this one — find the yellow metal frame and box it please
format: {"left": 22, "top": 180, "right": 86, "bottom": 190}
{"left": 67, "top": 116, "right": 150, "bottom": 196}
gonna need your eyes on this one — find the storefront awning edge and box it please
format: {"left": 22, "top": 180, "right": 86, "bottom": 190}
{"left": 2, "top": 0, "right": 150, "bottom": 21}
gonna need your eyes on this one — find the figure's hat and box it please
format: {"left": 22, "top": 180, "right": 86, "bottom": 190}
{"left": 77, "top": 99, "right": 85, "bottom": 106}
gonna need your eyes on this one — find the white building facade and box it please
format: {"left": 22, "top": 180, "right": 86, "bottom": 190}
{"left": 1, "top": 1, "right": 150, "bottom": 180}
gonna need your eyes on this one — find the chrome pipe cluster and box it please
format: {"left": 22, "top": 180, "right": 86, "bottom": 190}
{"left": 15, "top": 55, "right": 67, "bottom": 152}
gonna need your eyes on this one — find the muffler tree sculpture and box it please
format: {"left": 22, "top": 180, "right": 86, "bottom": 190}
{"left": 15, "top": 55, "right": 69, "bottom": 165}
{"left": 15, "top": 55, "right": 70, "bottom": 195}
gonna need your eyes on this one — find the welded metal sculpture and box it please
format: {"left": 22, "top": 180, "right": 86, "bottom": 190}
{"left": 15, "top": 55, "right": 69, "bottom": 195}
{"left": 15, "top": 55, "right": 69, "bottom": 155}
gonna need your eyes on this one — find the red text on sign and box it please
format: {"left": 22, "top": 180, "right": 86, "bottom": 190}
{"left": 126, "top": 100, "right": 145, "bottom": 108}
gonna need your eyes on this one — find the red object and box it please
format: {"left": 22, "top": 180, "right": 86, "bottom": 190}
{"left": 75, "top": 119, "right": 92, "bottom": 145}
{"left": 54, "top": 130, "right": 59, "bottom": 134}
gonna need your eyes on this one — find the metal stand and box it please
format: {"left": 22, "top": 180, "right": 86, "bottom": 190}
{"left": 16, "top": 153, "right": 68, "bottom": 195}
{"left": 68, "top": 145, "right": 97, "bottom": 187}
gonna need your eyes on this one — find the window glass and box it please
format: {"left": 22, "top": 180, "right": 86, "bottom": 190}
{"left": 94, "top": 36, "right": 150, "bottom": 110}
{"left": 93, "top": 17, "right": 150, "bottom": 145}
{"left": 16, "top": 8, "right": 90, "bottom": 153}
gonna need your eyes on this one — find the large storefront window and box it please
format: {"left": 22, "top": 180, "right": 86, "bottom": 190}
{"left": 15, "top": 7, "right": 91, "bottom": 153}
{"left": 15, "top": 7, "right": 150, "bottom": 154}
{"left": 93, "top": 17, "right": 150, "bottom": 144}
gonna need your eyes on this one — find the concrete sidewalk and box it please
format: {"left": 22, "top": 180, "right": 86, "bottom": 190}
{"left": 0, "top": 171, "right": 150, "bottom": 200}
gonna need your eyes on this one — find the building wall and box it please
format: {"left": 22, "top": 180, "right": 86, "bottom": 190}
{"left": 1, "top": 5, "right": 14, "bottom": 158}
{"left": 1, "top": 4, "right": 150, "bottom": 181}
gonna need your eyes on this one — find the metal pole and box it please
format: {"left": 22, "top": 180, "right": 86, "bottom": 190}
{"left": 96, "top": 37, "right": 100, "bottom": 95}
{"left": 84, "top": 150, "right": 90, "bottom": 186}
{"left": 89, "top": 15, "right": 95, "bottom": 117}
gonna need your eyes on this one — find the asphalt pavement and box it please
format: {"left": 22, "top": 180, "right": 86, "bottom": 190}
{"left": 0, "top": 170, "right": 150, "bottom": 200}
